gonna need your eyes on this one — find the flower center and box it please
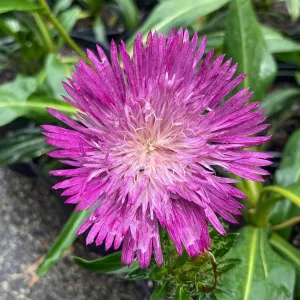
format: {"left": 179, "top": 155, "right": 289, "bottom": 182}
{"left": 144, "top": 139, "right": 156, "bottom": 153}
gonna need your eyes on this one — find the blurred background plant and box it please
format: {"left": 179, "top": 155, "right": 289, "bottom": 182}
{"left": 1, "top": 0, "right": 300, "bottom": 299}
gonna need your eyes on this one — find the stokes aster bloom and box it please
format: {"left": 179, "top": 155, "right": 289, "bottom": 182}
{"left": 42, "top": 28, "right": 271, "bottom": 268}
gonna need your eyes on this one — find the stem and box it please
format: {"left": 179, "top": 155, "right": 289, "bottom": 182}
{"left": 57, "top": 55, "right": 79, "bottom": 64}
{"left": 244, "top": 179, "right": 262, "bottom": 207}
{"left": 269, "top": 233, "right": 300, "bottom": 265}
{"left": 37, "top": 0, "right": 88, "bottom": 62}
{"left": 251, "top": 196, "right": 279, "bottom": 227}
{"left": 32, "top": 12, "right": 54, "bottom": 52}
{"left": 203, "top": 252, "right": 218, "bottom": 293}
{"left": 261, "top": 185, "right": 300, "bottom": 207}
{"left": 272, "top": 216, "right": 300, "bottom": 231}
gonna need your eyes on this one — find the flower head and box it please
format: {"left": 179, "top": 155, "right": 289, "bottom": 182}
{"left": 42, "top": 28, "right": 271, "bottom": 268}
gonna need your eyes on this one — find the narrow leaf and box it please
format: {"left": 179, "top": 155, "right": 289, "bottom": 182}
{"left": 174, "top": 286, "right": 190, "bottom": 300}
{"left": 127, "top": 0, "right": 230, "bottom": 49}
{"left": 150, "top": 282, "right": 169, "bottom": 300}
{"left": 0, "top": 0, "right": 39, "bottom": 13}
{"left": 271, "top": 130, "right": 300, "bottom": 239}
{"left": 261, "top": 185, "right": 300, "bottom": 207}
{"left": 262, "top": 25, "right": 300, "bottom": 54}
{"left": 0, "top": 128, "right": 52, "bottom": 165}
{"left": 260, "top": 88, "right": 300, "bottom": 119}
{"left": 286, "top": 0, "right": 300, "bottom": 21}
{"left": 45, "top": 54, "right": 71, "bottom": 98}
{"left": 270, "top": 233, "right": 300, "bottom": 266}
{"left": 74, "top": 252, "right": 139, "bottom": 274}
{"left": 224, "top": 0, "right": 277, "bottom": 101}
{"left": 37, "top": 209, "right": 92, "bottom": 276}
{"left": 116, "top": 0, "right": 139, "bottom": 31}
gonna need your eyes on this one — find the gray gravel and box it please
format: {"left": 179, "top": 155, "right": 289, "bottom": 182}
{"left": 0, "top": 168, "right": 147, "bottom": 300}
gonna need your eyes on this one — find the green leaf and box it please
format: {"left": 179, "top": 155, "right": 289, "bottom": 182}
{"left": 270, "top": 233, "right": 300, "bottom": 297}
{"left": 93, "top": 16, "right": 109, "bottom": 47}
{"left": 115, "top": 0, "right": 139, "bottom": 31}
{"left": 0, "top": 75, "right": 38, "bottom": 125}
{"left": 286, "top": 0, "right": 300, "bottom": 21}
{"left": 261, "top": 185, "right": 300, "bottom": 208}
{"left": 260, "top": 88, "right": 300, "bottom": 119}
{"left": 270, "top": 233, "right": 300, "bottom": 266}
{"left": 37, "top": 209, "right": 92, "bottom": 276}
{"left": 296, "top": 71, "right": 300, "bottom": 85}
{"left": 217, "top": 258, "right": 242, "bottom": 274}
{"left": 174, "top": 286, "right": 190, "bottom": 300}
{"left": 57, "top": 6, "right": 81, "bottom": 47}
{"left": 127, "top": 0, "right": 230, "bottom": 49}
{"left": 262, "top": 25, "right": 300, "bottom": 54}
{"left": 45, "top": 54, "right": 71, "bottom": 98}
{"left": 0, "top": 0, "right": 39, "bottom": 13}
{"left": 0, "top": 128, "right": 52, "bottom": 165}
{"left": 74, "top": 252, "right": 139, "bottom": 274}
{"left": 150, "top": 282, "right": 169, "bottom": 300}
{"left": 0, "top": 75, "right": 76, "bottom": 125}
{"left": 200, "top": 25, "right": 300, "bottom": 55}
{"left": 217, "top": 227, "right": 295, "bottom": 300}
{"left": 224, "top": 0, "right": 277, "bottom": 101}
{"left": 0, "top": 75, "right": 38, "bottom": 101}
{"left": 270, "top": 184, "right": 300, "bottom": 239}
{"left": 213, "top": 233, "right": 239, "bottom": 258}
{"left": 271, "top": 130, "right": 300, "bottom": 239}
{"left": 274, "top": 129, "right": 300, "bottom": 187}
{"left": 126, "top": 267, "right": 147, "bottom": 280}
{"left": 53, "top": 0, "right": 73, "bottom": 15}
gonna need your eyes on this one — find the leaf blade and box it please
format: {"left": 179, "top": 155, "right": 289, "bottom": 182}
{"left": 37, "top": 209, "right": 92, "bottom": 276}
{"left": 224, "top": 0, "right": 277, "bottom": 101}
{"left": 127, "top": 0, "right": 230, "bottom": 49}
{"left": 217, "top": 227, "right": 295, "bottom": 300}
{"left": 74, "top": 252, "right": 139, "bottom": 274}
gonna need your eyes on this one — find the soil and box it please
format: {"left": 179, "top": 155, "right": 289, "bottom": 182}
{"left": 0, "top": 168, "right": 150, "bottom": 300}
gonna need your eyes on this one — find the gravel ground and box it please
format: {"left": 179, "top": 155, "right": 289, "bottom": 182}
{"left": 0, "top": 168, "right": 148, "bottom": 300}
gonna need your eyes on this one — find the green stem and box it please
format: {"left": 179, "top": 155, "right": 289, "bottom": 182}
{"left": 252, "top": 184, "right": 300, "bottom": 227}
{"left": 272, "top": 216, "right": 300, "bottom": 231}
{"left": 37, "top": 0, "right": 88, "bottom": 62}
{"left": 244, "top": 179, "right": 262, "bottom": 207}
{"left": 32, "top": 12, "right": 55, "bottom": 52}
{"left": 57, "top": 55, "right": 79, "bottom": 64}
{"left": 269, "top": 233, "right": 300, "bottom": 265}
{"left": 251, "top": 196, "right": 279, "bottom": 227}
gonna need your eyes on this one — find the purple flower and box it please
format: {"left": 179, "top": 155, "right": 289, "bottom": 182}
{"left": 42, "top": 28, "right": 271, "bottom": 268}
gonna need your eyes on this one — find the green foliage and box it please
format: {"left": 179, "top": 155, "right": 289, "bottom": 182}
{"left": 0, "top": 128, "right": 52, "bottom": 165}
{"left": 0, "top": 0, "right": 39, "bottom": 14}
{"left": 286, "top": 0, "right": 300, "bottom": 21}
{"left": 271, "top": 130, "right": 300, "bottom": 239}
{"left": 0, "top": 74, "right": 76, "bottom": 126}
{"left": 53, "top": 0, "right": 73, "bottom": 15}
{"left": 262, "top": 25, "right": 300, "bottom": 54}
{"left": 217, "top": 227, "right": 296, "bottom": 300}
{"left": 45, "top": 53, "right": 72, "bottom": 98}
{"left": 1, "top": 1, "right": 300, "bottom": 299}
{"left": 37, "top": 209, "right": 93, "bottom": 276}
{"left": 114, "top": 0, "right": 139, "bottom": 31}
{"left": 270, "top": 233, "right": 300, "bottom": 297}
{"left": 126, "top": 228, "right": 239, "bottom": 299}
{"left": 127, "top": 0, "right": 231, "bottom": 49}
{"left": 150, "top": 282, "right": 170, "bottom": 300}
{"left": 74, "top": 252, "right": 139, "bottom": 274}
{"left": 56, "top": 5, "right": 81, "bottom": 47}
{"left": 260, "top": 88, "right": 300, "bottom": 119}
{"left": 224, "top": 0, "right": 277, "bottom": 101}
{"left": 174, "top": 286, "right": 190, "bottom": 300}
